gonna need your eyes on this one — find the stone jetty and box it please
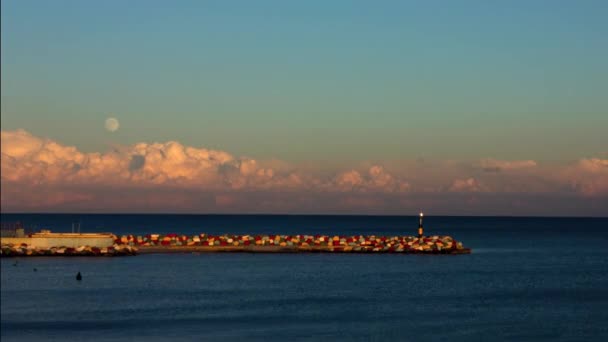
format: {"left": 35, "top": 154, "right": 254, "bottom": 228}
{"left": 0, "top": 243, "right": 137, "bottom": 257}
{"left": 1, "top": 233, "right": 471, "bottom": 257}
{"left": 118, "top": 233, "right": 471, "bottom": 254}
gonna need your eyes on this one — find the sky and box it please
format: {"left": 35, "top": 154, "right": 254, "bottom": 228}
{"left": 1, "top": 0, "right": 607, "bottom": 215}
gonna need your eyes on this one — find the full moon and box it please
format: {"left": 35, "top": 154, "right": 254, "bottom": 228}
{"left": 105, "top": 117, "right": 120, "bottom": 132}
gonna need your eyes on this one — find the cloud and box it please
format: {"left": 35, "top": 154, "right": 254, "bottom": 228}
{"left": 449, "top": 178, "right": 487, "bottom": 192}
{"left": 129, "top": 155, "right": 146, "bottom": 171}
{"left": 576, "top": 158, "right": 608, "bottom": 173}
{"left": 334, "top": 170, "right": 364, "bottom": 191}
{"left": 559, "top": 158, "right": 608, "bottom": 196}
{"left": 1, "top": 130, "right": 607, "bottom": 214}
{"left": 331, "top": 166, "right": 409, "bottom": 193}
{"left": 479, "top": 158, "right": 537, "bottom": 172}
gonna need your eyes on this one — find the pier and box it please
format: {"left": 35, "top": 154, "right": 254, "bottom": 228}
{"left": 127, "top": 233, "right": 470, "bottom": 254}
{"left": 1, "top": 216, "right": 471, "bottom": 256}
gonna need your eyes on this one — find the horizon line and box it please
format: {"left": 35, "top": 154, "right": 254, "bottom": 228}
{"left": 1, "top": 212, "right": 607, "bottom": 219}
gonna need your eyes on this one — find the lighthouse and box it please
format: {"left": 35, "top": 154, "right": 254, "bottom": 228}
{"left": 418, "top": 212, "right": 424, "bottom": 238}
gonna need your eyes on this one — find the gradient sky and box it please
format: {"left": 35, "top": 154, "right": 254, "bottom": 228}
{"left": 1, "top": 1, "right": 607, "bottom": 215}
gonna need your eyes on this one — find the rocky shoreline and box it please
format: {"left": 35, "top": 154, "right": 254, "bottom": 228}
{"left": 1, "top": 233, "right": 471, "bottom": 257}
{"left": 0, "top": 244, "right": 137, "bottom": 257}
{"left": 121, "top": 233, "right": 470, "bottom": 254}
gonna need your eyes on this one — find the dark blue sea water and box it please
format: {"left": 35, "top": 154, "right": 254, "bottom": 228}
{"left": 2, "top": 214, "right": 608, "bottom": 341}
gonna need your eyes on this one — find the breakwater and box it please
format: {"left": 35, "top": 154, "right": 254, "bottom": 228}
{"left": 1, "top": 244, "right": 137, "bottom": 257}
{"left": 0, "top": 230, "right": 124, "bottom": 257}
{"left": 0, "top": 232, "right": 114, "bottom": 249}
{"left": 1, "top": 233, "right": 471, "bottom": 256}
{"left": 117, "top": 233, "right": 471, "bottom": 254}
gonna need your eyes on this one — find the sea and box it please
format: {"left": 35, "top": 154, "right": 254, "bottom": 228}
{"left": 1, "top": 214, "right": 607, "bottom": 341}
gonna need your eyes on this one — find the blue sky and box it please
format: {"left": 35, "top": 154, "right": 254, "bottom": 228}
{"left": 2, "top": 0, "right": 607, "bottom": 162}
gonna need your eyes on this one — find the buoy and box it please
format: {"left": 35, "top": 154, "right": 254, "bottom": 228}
{"left": 33, "top": 268, "right": 37, "bottom": 272}
{"left": 76, "top": 272, "right": 82, "bottom": 281}
{"left": 13, "top": 261, "right": 18, "bottom": 266}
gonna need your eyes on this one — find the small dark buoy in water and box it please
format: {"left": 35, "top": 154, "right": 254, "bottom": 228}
{"left": 76, "top": 272, "right": 82, "bottom": 281}
{"left": 33, "top": 268, "right": 37, "bottom": 272}
{"left": 13, "top": 261, "right": 18, "bottom": 267}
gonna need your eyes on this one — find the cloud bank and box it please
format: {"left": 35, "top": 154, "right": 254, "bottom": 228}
{"left": 1, "top": 130, "right": 607, "bottom": 215}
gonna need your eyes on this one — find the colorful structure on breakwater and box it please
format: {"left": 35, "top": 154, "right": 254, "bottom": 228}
{"left": 119, "top": 233, "right": 470, "bottom": 254}
{"left": 116, "top": 213, "right": 470, "bottom": 254}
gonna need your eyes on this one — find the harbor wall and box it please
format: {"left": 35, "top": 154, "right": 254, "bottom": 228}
{"left": 1, "top": 233, "right": 114, "bottom": 248}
